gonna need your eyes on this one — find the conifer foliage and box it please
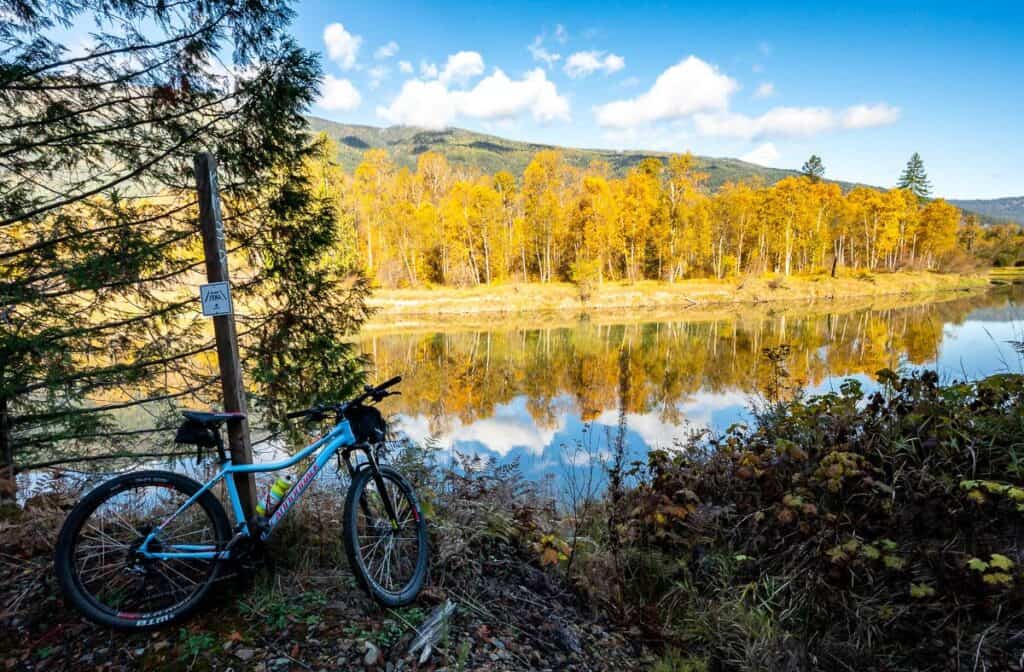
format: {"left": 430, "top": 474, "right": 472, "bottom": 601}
{"left": 0, "top": 0, "right": 369, "bottom": 496}
{"left": 897, "top": 152, "right": 933, "bottom": 200}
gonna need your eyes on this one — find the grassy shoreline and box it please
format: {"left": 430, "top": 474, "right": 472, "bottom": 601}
{"left": 366, "top": 271, "right": 990, "bottom": 323}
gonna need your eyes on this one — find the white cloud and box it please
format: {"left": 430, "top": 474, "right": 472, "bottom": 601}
{"left": 376, "top": 79, "right": 455, "bottom": 129}
{"left": 754, "top": 82, "right": 775, "bottom": 98}
{"left": 419, "top": 61, "right": 438, "bottom": 78}
{"left": 368, "top": 65, "right": 389, "bottom": 89}
{"left": 842, "top": 103, "right": 901, "bottom": 129}
{"left": 323, "top": 23, "right": 361, "bottom": 70}
{"left": 377, "top": 67, "right": 569, "bottom": 130}
{"left": 695, "top": 103, "right": 899, "bottom": 139}
{"left": 437, "top": 51, "right": 485, "bottom": 85}
{"left": 695, "top": 106, "right": 835, "bottom": 139}
{"left": 594, "top": 56, "right": 737, "bottom": 128}
{"left": 373, "top": 40, "right": 399, "bottom": 60}
{"left": 453, "top": 68, "right": 569, "bottom": 122}
{"left": 398, "top": 60, "right": 413, "bottom": 74}
{"left": 564, "top": 50, "right": 625, "bottom": 78}
{"left": 318, "top": 75, "right": 362, "bottom": 112}
{"left": 528, "top": 35, "right": 561, "bottom": 68}
{"left": 741, "top": 142, "right": 780, "bottom": 165}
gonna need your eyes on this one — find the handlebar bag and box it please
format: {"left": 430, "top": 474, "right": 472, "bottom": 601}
{"left": 344, "top": 405, "right": 387, "bottom": 444}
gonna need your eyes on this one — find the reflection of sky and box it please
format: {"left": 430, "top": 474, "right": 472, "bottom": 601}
{"left": 390, "top": 302, "right": 1023, "bottom": 484}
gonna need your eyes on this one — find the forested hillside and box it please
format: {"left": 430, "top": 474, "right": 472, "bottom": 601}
{"left": 306, "top": 116, "right": 804, "bottom": 190}
{"left": 949, "top": 196, "right": 1024, "bottom": 224}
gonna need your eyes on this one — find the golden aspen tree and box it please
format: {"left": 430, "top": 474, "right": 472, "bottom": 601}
{"left": 917, "top": 199, "right": 960, "bottom": 269}
{"left": 523, "top": 151, "right": 570, "bottom": 282}
{"left": 353, "top": 149, "right": 394, "bottom": 279}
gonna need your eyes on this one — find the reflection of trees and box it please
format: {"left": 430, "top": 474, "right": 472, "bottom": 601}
{"left": 363, "top": 291, "right": 1011, "bottom": 431}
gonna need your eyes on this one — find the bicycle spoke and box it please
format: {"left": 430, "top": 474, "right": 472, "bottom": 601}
{"left": 354, "top": 472, "right": 422, "bottom": 596}
{"left": 69, "top": 482, "right": 219, "bottom": 620}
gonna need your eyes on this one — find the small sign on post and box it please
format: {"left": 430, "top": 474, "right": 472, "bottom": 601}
{"left": 200, "top": 281, "right": 232, "bottom": 317}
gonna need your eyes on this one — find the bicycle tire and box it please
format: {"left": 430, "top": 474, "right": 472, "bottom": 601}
{"left": 343, "top": 465, "right": 428, "bottom": 607}
{"left": 54, "top": 470, "right": 231, "bottom": 629}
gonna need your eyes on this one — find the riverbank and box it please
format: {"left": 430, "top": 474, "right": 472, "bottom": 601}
{"left": 367, "top": 272, "right": 989, "bottom": 322}
{"left": 362, "top": 283, "right": 999, "bottom": 336}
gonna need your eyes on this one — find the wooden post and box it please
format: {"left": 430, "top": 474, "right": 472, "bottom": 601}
{"left": 194, "top": 153, "right": 258, "bottom": 519}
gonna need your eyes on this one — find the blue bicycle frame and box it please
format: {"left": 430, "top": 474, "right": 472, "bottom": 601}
{"left": 138, "top": 419, "right": 359, "bottom": 561}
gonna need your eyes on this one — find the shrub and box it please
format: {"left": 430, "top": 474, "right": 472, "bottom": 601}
{"left": 600, "top": 369, "right": 1024, "bottom": 671}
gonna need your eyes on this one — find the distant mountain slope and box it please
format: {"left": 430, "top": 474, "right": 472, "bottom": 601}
{"left": 306, "top": 116, "right": 803, "bottom": 191}
{"left": 306, "top": 116, "right": 1017, "bottom": 220}
{"left": 948, "top": 197, "right": 1024, "bottom": 224}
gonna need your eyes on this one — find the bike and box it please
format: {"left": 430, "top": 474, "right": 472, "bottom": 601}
{"left": 54, "top": 376, "right": 428, "bottom": 629}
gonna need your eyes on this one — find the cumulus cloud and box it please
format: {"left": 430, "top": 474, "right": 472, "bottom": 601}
{"left": 376, "top": 79, "right": 455, "bottom": 129}
{"left": 754, "top": 82, "right": 775, "bottom": 98}
{"left": 528, "top": 35, "right": 561, "bottom": 68}
{"left": 741, "top": 142, "right": 780, "bottom": 165}
{"left": 377, "top": 65, "right": 569, "bottom": 130}
{"left": 555, "top": 23, "right": 568, "bottom": 44}
{"left": 594, "top": 56, "right": 737, "bottom": 128}
{"left": 323, "top": 23, "right": 361, "bottom": 70}
{"left": 453, "top": 68, "right": 569, "bottom": 122}
{"left": 318, "top": 75, "right": 362, "bottom": 111}
{"left": 373, "top": 40, "right": 399, "bottom": 60}
{"left": 398, "top": 60, "right": 413, "bottom": 74}
{"left": 695, "top": 106, "right": 835, "bottom": 139}
{"left": 564, "top": 50, "right": 625, "bottom": 78}
{"left": 437, "top": 50, "right": 485, "bottom": 85}
{"left": 842, "top": 103, "right": 901, "bottom": 128}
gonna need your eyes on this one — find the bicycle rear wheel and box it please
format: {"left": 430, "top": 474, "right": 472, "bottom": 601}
{"left": 343, "top": 465, "right": 428, "bottom": 607}
{"left": 54, "top": 470, "right": 231, "bottom": 629}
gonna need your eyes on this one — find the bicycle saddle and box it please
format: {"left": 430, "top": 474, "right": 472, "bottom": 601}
{"left": 180, "top": 410, "right": 246, "bottom": 427}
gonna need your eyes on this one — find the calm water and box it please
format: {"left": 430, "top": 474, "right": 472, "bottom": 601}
{"left": 361, "top": 288, "right": 1024, "bottom": 480}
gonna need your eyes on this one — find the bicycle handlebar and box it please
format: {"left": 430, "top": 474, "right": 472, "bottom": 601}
{"left": 285, "top": 376, "right": 403, "bottom": 420}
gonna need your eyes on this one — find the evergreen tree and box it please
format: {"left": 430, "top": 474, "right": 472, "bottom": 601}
{"left": 0, "top": 0, "right": 369, "bottom": 498}
{"left": 898, "top": 152, "right": 932, "bottom": 200}
{"left": 801, "top": 155, "right": 825, "bottom": 182}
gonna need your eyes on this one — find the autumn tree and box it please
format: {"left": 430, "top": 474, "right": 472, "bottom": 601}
{"left": 332, "top": 147, "right": 973, "bottom": 289}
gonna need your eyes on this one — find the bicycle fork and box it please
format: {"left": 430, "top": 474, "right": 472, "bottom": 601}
{"left": 341, "top": 445, "right": 400, "bottom": 527}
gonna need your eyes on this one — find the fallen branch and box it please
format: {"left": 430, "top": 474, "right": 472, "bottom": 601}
{"left": 406, "top": 599, "right": 456, "bottom": 664}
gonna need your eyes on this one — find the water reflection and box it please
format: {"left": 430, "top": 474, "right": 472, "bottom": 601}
{"left": 362, "top": 288, "right": 1023, "bottom": 479}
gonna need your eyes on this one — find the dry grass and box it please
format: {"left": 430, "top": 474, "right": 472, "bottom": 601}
{"left": 366, "top": 272, "right": 988, "bottom": 322}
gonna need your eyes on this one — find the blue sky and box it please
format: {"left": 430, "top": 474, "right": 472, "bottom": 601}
{"left": 295, "top": 0, "right": 1022, "bottom": 199}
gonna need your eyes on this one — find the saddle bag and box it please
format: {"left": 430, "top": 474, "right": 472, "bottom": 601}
{"left": 174, "top": 418, "right": 219, "bottom": 448}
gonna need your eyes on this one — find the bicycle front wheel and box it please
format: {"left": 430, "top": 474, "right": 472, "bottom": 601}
{"left": 54, "top": 470, "right": 231, "bottom": 629}
{"left": 343, "top": 466, "right": 428, "bottom": 607}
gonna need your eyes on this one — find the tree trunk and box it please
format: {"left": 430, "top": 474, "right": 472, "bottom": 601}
{"left": 0, "top": 395, "right": 13, "bottom": 502}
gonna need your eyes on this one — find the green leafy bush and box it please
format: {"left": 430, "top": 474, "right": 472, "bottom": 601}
{"left": 606, "top": 369, "right": 1024, "bottom": 670}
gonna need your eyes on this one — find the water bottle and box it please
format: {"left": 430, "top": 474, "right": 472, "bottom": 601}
{"left": 256, "top": 475, "right": 293, "bottom": 516}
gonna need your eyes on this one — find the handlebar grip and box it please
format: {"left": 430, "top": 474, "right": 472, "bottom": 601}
{"left": 286, "top": 409, "right": 309, "bottom": 419}
{"left": 377, "top": 375, "right": 402, "bottom": 390}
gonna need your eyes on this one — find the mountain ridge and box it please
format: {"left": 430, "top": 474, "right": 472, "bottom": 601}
{"left": 306, "top": 116, "right": 1021, "bottom": 223}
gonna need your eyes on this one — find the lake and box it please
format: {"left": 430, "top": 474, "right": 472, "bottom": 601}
{"left": 361, "top": 287, "right": 1024, "bottom": 482}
